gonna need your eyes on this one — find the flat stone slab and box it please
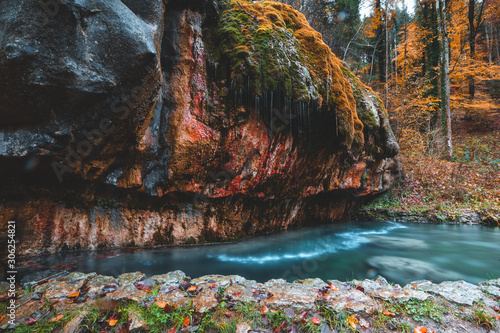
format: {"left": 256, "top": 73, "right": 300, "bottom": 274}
{"left": 151, "top": 270, "right": 186, "bottom": 286}
{"left": 412, "top": 280, "right": 485, "bottom": 305}
{"left": 325, "top": 289, "right": 379, "bottom": 314}
{"left": 117, "top": 272, "right": 146, "bottom": 285}
{"left": 353, "top": 278, "right": 431, "bottom": 302}
{"left": 192, "top": 288, "right": 218, "bottom": 313}
{"left": 264, "top": 283, "right": 317, "bottom": 310}
{"left": 478, "top": 278, "right": 500, "bottom": 297}
{"left": 105, "top": 283, "right": 148, "bottom": 302}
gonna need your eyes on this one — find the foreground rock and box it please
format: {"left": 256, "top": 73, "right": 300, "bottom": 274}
{"left": 1, "top": 271, "right": 498, "bottom": 332}
{"left": 0, "top": 0, "right": 399, "bottom": 256}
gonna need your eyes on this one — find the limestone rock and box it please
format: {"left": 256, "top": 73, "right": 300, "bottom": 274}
{"left": 117, "top": 272, "right": 146, "bottom": 286}
{"left": 151, "top": 270, "right": 187, "bottom": 285}
{"left": 128, "top": 310, "right": 146, "bottom": 332}
{"left": 63, "top": 312, "right": 87, "bottom": 333}
{"left": 478, "top": 278, "right": 500, "bottom": 297}
{"left": 0, "top": 0, "right": 400, "bottom": 256}
{"left": 412, "top": 280, "right": 485, "bottom": 306}
{"left": 192, "top": 289, "right": 218, "bottom": 313}
{"left": 325, "top": 290, "right": 379, "bottom": 314}
{"left": 264, "top": 283, "right": 318, "bottom": 310}
{"left": 105, "top": 284, "right": 148, "bottom": 302}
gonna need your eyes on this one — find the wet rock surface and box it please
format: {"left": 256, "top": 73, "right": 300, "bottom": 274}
{"left": 0, "top": 0, "right": 400, "bottom": 256}
{"left": 2, "top": 271, "right": 499, "bottom": 332}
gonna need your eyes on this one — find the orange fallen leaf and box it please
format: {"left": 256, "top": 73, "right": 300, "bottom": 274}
{"left": 348, "top": 315, "right": 358, "bottom": 330}
{"left": 183, "top": 317, "right": 190, "bottom": 326}
{"left": 25, "top": 301, "right": 34, "bottom": 306}
{"left": 225, "top": 312, "right": 232, "bottom": 317}
{"left": 414, "top": 326, "right": 428, "bottom": 333}
{"left": 0, "top": 315, "right": 4, "bottom": 322}
{"left": 330, "top": 284, "right": 339, "bottom": 291}
{"left": 412, "top": 284, "right": 418, "bottom": 287}
{"left": 187, "top": 286, "right": 196, "bottom": 292}
{"left": 157, "top": 301, "right": 167, "bottom": 309}
{"left": 168, "top": 327, "right": 176, "bottom": 333}
{"left": 382, "top": 310, "right": 395, "bottom": 317}
{"left": 311, "top": 317, "right": 321, "bottom": 324}
{"left": 108, "top": 318, "right": 118, "bottom": 327}
{"left": 211, "top": 283, "right": 217, "bottom": 288}
{"left": 50, "top": 314, "right": 64, "bottom": 322}
{"left": 67, "top": 291, "right": 80, "bottom": 298}
{"left": 262, "top": 305, "right": 269, "bottom": 313}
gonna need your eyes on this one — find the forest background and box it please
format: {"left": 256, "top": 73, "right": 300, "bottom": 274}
{"left": 287, "top": 0, "right": 500, "bottom": 220}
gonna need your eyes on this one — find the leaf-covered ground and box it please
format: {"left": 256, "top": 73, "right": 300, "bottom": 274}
{"left": 363, "top": 85, "right": 500, "bottom": 224}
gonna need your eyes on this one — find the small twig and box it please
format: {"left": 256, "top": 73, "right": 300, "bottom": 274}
{"left": 237, "top": 1, "right": 258, "bottom": 22}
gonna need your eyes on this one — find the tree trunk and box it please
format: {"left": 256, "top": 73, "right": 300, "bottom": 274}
{"left": 486, "top": 21, "right": 492, "bottom": 64}
{"left": 376, "top": 0, "right": 386, "bottom": 83}
{"left": 404, "top": 12, "right": 407, "bottom": 84}
{"left": 467, "top": 0, "right": 484, "bottom": 100}
{"left": 385, "top": 0, "right": 389, "bottom": 110}
{"left": 436, "top": 0, "right": 452, "bottom": 158}
{"left": 494, "top": 24, "right": 500, "bottom": 66}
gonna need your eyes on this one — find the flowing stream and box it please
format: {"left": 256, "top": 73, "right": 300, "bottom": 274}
{"left": 17, "top": 221, "right": 500, "bottom": 285}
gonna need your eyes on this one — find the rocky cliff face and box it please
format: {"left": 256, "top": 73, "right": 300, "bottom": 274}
{"left": 0, "top": 0, "right": 399, "bottom": 256}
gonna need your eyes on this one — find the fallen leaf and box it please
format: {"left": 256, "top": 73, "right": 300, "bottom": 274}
{"left": 24, "top": 317, "right": 37, "bottom": 325}
{"left": 157, "top": 301, "right": 167, "bottom": 309}
{"left": 211, "top": 283, "right": 217, "bottom": 288}
{"left": 311, "top": 317, "right": 321, "bottom": 324}
{"left": 0, "top": 315, "right": 3, "bottom": 322}
{"left": 50, "top": 314, "right": 64, "bottom": 322}
{"left": 168, "top": 328, "right": 176, "bottom": 333}
{"left": 412, "top": 284, "right": 418, "bottom": 287}
{"left": 67, "top": 291, "right": 80, "bottom": 298}
{"left": 330, "top": 284, "right": 339, "bottom": 291}
{"left": 299, "top": 311, "right": 307, "bottom": 320}
{"left": 348, "top": 315, "right": 358, "bottom": 330}
{"left": 187, "top": 286, "right": 197, "bottom": 292}
{"left": 25, "top": 301, "right": 34, "bottom": 306}
{"left": 183, "top": 317, "right": 190, "bottom": 327}
{"left": 262, "top": 305, "right": 269, "bottom": 313}
{"left": 225, "top": 312, "right": 232, "bottom": 317}
{"left": 232, "top": 292, "right": 241, "bottom": 296}
{"left": 414, "top": 326, "right": 428, "bottom": 333}
{"left": 108, "top": 318, "right": 118, "bottom": 327}
{"left": 382, "top": 310, "right": 395, "bottom": 317}
{"left": 355, "top": 284, "right": 365, "bottom": 292}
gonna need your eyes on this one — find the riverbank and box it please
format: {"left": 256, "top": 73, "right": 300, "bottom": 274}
{"left": 355, "top": 207, "right": 499, "bottom": 225}
{"left": 1, "top": 270, "right": 499, "bottom": 332}
{"left": 355, "top": 135, "right": 500, "bottom": 226}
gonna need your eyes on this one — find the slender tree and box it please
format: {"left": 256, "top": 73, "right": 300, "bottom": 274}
{"left": 435, "top": 0, "right": 452, "bottom": 158}
{"left": 467, "top": 0, "right": 485, "bottom": 99}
